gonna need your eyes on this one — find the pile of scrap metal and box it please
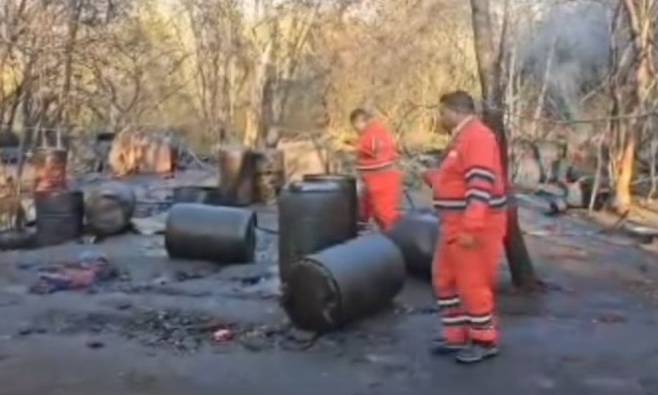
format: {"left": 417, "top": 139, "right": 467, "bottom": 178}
{"left": 511, "top": 139, "right": 609, "bottom": 215}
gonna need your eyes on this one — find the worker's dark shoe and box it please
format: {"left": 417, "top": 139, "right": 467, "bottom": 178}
{"left": 455, "top": 343, "right": 499, "bottom": 364}
{"left": 430, "top": 339, "right": 467, "bottom": 355}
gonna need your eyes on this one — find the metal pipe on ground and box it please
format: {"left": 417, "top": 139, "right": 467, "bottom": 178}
{"left": 283, "top": 234, "right": 405, "bottom": 332}
{"left": 165, "top": 203, "right": 256, "bottom": 264}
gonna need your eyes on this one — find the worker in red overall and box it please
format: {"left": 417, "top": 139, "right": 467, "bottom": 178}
{"left": 351, "top": 109, "right": 402, "bottom": 231}
{"left": 425, "top": 91, "right": 507, "bottom": 364}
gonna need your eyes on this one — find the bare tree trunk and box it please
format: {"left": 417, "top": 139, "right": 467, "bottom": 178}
{"left": 244, "top": 41, "right": 272, "bottom": 147}
{"left": 470, "top": 0, "right": 538, "bottom": 290}
{"left": 615, "top": 131, "right": 636, "bottom": 210}
{"left": 55, "top": 0, "right": 82, "bottom": 125}
{"left": 528, "top": 39, "right": 556, "bottom": 140}
{"left": 611, "top": 0, "right": 657, "bottom": 213}
{"left": 649, "top": 128, "right": 658, "bottom": 200}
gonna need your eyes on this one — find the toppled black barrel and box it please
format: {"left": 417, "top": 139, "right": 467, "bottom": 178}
{"left": 278, "top": 180, "right": 357, "bottom": 285}
{"left": 284, "top": 234, "right": 405, "bottom": 331}
{"left": 85, "top": 182, "right": 136, "bottom": 237}
{"left": 387, "top": 211, "right": 440, "bottom": 278}
{"left": 218, "top": 148, "right": 258, "bottom": 206}
{"left": 303, "top": 174, "right": 358, "bottom": 236}
{"left": 165, "top": 203, "right": 256, "bottom": 263}
{"left": 35, "top": 190, "right": 84, "bottom": 246}
{"left": 0, "top": 229, "right": 36, "bottom": 250}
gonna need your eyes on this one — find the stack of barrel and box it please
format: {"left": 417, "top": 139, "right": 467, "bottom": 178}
{"left": 278, "top": 174, "right": 407, "bottom": 332}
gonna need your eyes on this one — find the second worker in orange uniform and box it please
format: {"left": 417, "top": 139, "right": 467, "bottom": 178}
{"left": 425, "top": 91, "right": 507, "bottom": 364}
{"left": 350, "top": 109, "right": 403, "bottom": 232}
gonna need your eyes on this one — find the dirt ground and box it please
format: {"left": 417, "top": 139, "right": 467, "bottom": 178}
{"left": 1, "top": 180, "right": 658, "bottom": 395}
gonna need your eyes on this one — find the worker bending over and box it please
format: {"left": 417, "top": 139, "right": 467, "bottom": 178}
{"left": 426, "top": 91, "right": 507, "bottom": 364}
{"left": 350, "top": 109, "right": 402, "bottom": 231}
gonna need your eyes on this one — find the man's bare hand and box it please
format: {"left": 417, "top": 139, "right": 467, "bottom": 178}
{"left": 456, "top": 233, "right": 478, "bottom": 250}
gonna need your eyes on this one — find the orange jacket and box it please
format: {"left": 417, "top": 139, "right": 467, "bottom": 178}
{"left": 431, "top": 118, "right": 507, "bottom": 234}
{"left": 356, "top": 121, "right": 399, "bottom": 171}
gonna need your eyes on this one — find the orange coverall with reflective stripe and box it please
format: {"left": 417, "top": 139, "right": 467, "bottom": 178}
{"left": 429, "top": 118, "right": 507, "bottom": 346}
{"left": 357, "top": 121, "right": 402, "bottom": 231}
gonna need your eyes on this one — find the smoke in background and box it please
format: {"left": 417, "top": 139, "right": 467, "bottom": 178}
{"left": 520, "top": 1, "right": 612, "bottom": 121}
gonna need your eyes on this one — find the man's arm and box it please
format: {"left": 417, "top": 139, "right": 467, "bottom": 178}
{"left": 461, "top": 129, "right": 498, "bottom": 233}
{"left": 358, "top": 134, "right": 379, "bottom": 159}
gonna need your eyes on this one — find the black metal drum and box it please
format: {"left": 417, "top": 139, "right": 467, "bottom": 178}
{"left": 165, "top": 203, "right": 256, "bottom": 264}
{"left": 35, "top": 190, "right": 84, "bottom": 246}
{"left": 278, "top": 180, "right": 357, "bottom": 285}
{"left": 284, "top": 234, "right": 405, "bottom": 331}
{"left": 387, "top": 210, "right": 440, "bottom": 278}
{"left": 85, "top": 182, "right": 137, "bottom": 237}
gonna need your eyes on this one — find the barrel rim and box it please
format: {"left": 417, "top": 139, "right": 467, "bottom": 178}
{"left": 285, "top": 181, "right": 344, "bottom": 194}
{"left": 302, "top": 174, "right": 356, "bottom": 183}
{"left": 286, "top": 257, "right": 342, "bottom": 331}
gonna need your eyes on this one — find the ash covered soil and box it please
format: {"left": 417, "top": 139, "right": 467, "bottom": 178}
{"left": 1, "top": 183, "right": 658, "bottom": 395}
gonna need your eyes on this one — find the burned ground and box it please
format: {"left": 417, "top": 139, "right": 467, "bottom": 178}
{"left": 0, "top": 180, "right": 658, "bottom": 395}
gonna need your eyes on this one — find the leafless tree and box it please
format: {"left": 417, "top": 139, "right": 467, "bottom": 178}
{"left": 470, "top": 0, "right": 539, "bottom": 290}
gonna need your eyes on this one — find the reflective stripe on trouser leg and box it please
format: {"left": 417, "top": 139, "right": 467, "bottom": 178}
{"left": 454, "top": 230, "right": 503, "bottom": 345}
{"left": 468, "top": 312, "right": 498, "bottom": 344}
{"left": 434, "top": 237, "right": 467, "bottom": 344}
{"left": 438, "top": 296, "right": 468, "bottom": 343}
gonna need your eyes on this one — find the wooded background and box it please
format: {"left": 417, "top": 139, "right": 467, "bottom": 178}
{"left": 1, "top": 0, "right": 657, "bottom": 212}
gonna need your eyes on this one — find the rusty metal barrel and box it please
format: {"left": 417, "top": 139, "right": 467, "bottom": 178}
{"left": 85, "top": 182, "right": 136, "bottom": 237}
{"left": 387, "top": 211, "right": 440, "bottom": 278}
{"left": 35, "top": 190, "right": 84, "bottom": 246}
{"left": 165, "top": 203, "right": 256, "bottom": 264}
{"left": 254, "top": 149, "right": 285, "bottom": 204}
{"left": 32, "top": 148, "right": 68, "bottom": 193}
{"left": 284, "top": 234, "right": 405, "bottom": 331}
{"left": 303, "top": 174, "right": 358, "bottom": 236}
{"left": 218, "top": 148, "right": 258, "bottom": 206}
{"left": 278, "top": 180, "right": 357, "bottom": 285}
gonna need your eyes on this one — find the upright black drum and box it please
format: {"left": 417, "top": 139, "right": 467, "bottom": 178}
{"left": 278, "top": 180, "right": 357, "bottom": 285}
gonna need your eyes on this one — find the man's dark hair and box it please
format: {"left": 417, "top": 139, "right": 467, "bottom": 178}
{"left": 440, "top": 91, "right": 476, "bottom": 114}
{"left": 350, "top": 108, "right": 371, "bottom": 123}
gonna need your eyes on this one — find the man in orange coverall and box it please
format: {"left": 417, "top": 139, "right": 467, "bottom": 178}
{"left": 350, "top": 109, "right": 402, "bottom": 231}
{"left": 425, "top": 91, "right": 507, "bottom": 364}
